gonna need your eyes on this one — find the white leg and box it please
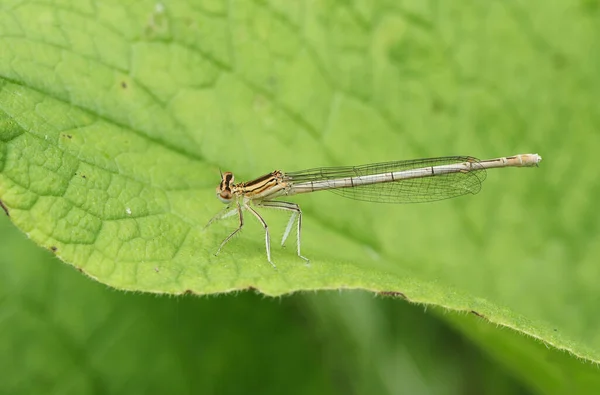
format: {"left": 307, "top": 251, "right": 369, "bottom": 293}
{"left": 221, "top": 209, "right": 239, "bottom": 219}
{"left": 282, "top": 211, "right": 298, "bottom": 246}
{"left": 257, "top": 201, "right": 309, "bottom": 264}
{"left": 204, "top": 205, "right": 238, "bottom": 230}
{"left": 245, "top": 205, "right": 276, "bottom": 268}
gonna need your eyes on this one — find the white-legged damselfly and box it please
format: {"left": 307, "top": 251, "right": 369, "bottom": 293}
{"left": 206, "top": 153, "right": 542, "bottom": 267}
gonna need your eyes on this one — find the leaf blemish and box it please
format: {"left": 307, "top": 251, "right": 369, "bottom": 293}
{"left": 378, "top": 291, "right": 407, "bottom": 299}
{"left": 50, "top": 246, "right": 57, "bottom": 252}
{"left": 121, "top": 81, "right": 128, "bottom": 89}
{"left": 470, "top": 310, "right": 486, "bottom": 319}
{"left": 0, "top": 200, "right": 9, "bottom": 216}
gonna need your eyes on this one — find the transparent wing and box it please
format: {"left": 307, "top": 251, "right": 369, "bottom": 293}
{"left": 284, "top": 156, "right": 487, "bottom": 204}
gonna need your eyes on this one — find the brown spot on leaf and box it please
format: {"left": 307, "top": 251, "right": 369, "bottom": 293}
{"left": 50, "top": 246, "right": 58, "bottom": 252}
{"left": 0, "top": 200, "right": 9, "bottom": 216}
{"left": 121, "top": 81, "right": 127, "bottom": 89}
{"left": 470, "top": 310, "right": 486, "bottom": 319}
{"left": 183, "top": 289, "right": 195, "bottom": 296}
{"left": 378, "top": 291, "right": 407, "bottom": 299}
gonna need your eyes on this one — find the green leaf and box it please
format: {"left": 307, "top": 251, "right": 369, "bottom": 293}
{"left": 1, "top": 0, "right": 599, "bottom": 372}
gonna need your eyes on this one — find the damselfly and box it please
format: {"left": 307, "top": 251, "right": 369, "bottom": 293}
{"left": 205, "top": 153, "right": 542, "bottom": 267}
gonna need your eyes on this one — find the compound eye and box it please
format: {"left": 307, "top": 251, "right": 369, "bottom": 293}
{"left": 217, "top": 187, "right": 232, "bottom": 203}
{"left": 216, "top": 172, "right": 234, "bottom": 204}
